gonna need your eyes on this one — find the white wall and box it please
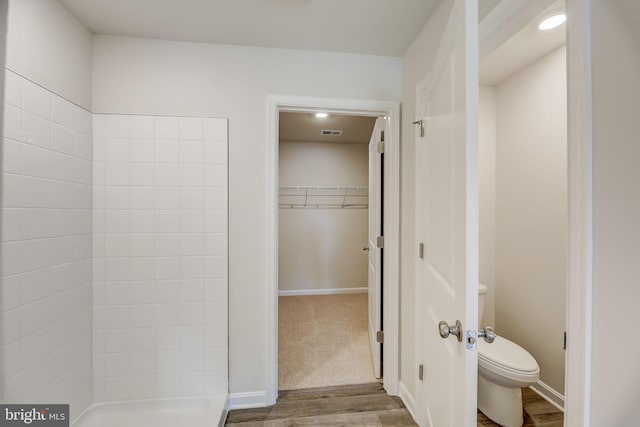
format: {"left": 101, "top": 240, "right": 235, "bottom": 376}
{"left": 92, "top": 114, "right": 228, "bottom": 401}
{"left": 589, "top": 1, "right": 640, "bottom": 424}
{"left": 494, "top": 46, "right": 567, "bottom": 394}
{"left": 278, "top": 141, "right": 368, "bottom": 293}
{"left": 91, "top": 35, "right": 402, "bottom": 396}
{"left": 479, "top": 85, "right": 496, "bottom": 328}
{"left": 1, "top": 0, "right": 93, "bottom": 420}
{"left": 400, "top": 0, "right": 453, "bottom": 400}
{"left": 6, "top": 0, "right": 92, "bottom": 109}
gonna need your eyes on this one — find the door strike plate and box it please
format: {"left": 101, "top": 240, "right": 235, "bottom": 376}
{"left": 466, "top": 330, "right": 477, "bottom": 350}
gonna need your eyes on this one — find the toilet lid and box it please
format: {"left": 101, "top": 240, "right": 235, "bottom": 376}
{"left": 478, "top": 336, "right": 539, "bottom": 373}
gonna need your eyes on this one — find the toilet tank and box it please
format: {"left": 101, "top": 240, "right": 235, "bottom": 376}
{"left": 478, "top": 283, "right": 488, "bottom": 326}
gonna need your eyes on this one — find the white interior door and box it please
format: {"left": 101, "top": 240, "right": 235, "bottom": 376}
{"left": 368, "top": 117, "right": 385, "bottom": 379}
{"left": 414, "top": 0, "right": 479, "bottom": 426}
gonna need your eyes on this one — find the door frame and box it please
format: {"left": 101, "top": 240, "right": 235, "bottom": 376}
{"left": 265, "top": 95, "right": 401, "bottom": 405}
{"left": 479, "top": 1, "right": 593, "bottom": 425}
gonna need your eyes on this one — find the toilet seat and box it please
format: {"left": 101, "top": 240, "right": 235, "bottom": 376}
{"left": 478, "top": 336, "right": 539, "bottom": 384}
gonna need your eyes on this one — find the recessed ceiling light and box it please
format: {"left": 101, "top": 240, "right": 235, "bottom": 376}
{"left": 538, "top": 13, "right": 566, "bottom": 31}
{"left": 315, "top": 113, "right": 328, "bottom": 118}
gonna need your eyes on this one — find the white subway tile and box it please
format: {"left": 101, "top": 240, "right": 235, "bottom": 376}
{"left": 179, "top": 348, "right": 204, "bottom": 372}
{"left": 180, "top": 280, "right": 204, "bottom": 303}
{"left": 155, "top": 187, "right": 180, "bottom": 210}
{"left": 203, "top": 140, "right": 227, "bottom": 164}
{"left": 179, "top": 187, "right": 203, "bottom": 210}
{"left": 104, "top": 305, "right": 130, "bottom": 329}
{"left": 179, "top": 117, "right": 203, "bottom": 140}
{"left": 51, "top": 152, "right": 77, "bottom": 182}
{"left": 203, "top": 118, "right": 227, "bottom": 141}
{"left": 155, "top": 163, "right": 180, "bottom": 186}
{"left": 21, "top": 298, "right": 51, "bottom": 336}
{"left": 104, "top": 282, "right": 130, "bottom": 306}
{"left": 103, "top": 138, "right": 130, "bottom": 162}
{"left": 130, "top": 210, "right": 155, "bottom": 233}
{"left": 105, "top": 330, "right": 131, "bottom": 354}
{"left": 130, "top": 163, "right": 154, "bottom": 186}
{"left": 204, "top": 256, "right": 228, "bottom": 279}
{"left": 105, "top": 376, "right": 131, "bottom": 401}
{"left": 204, "top": 164, "right": 227, "bottom": 187}
{"left": 104, "top": 211, "right": 130, "bottom": 234}
{"left": 180, "top": 234, "right": 204, "bottom": 257}
{"left": 155, "top": 257, "right": 180, "bottom": 280}
{"left": 130, "top": 281, "right": 156, "bottom": 305}
{"left": 2, "top": 273, "right": 22, "bottom": 311}
{"left": 205, "top": 348, "right": 227, "bottom": 371}
{"left": 20, "top": 176, "right": 50, "bottom": 208}
{"left": 130, "top": 234, "right": 154, "bottom": 257}
{"left": 180, "top": 256, "right": 204, "bottom": 280}
{"left": 51, "top": 124, "right": 76, "bottom": 155}
{"left": 22, "top": 112, "right": 51, "bottom": 149}
{"left": 130, "top": 140, "right": 154, "bottom": 163}
{"left": 4, "top": 104, "right": 23, "bottom": 141}
{"left": 4, "top": 71, "right": 23, "bottom": 107}
{"left": 4, "top": 307, "right": 22, "bottom": 344}
{"left": 179, "top": 140, "right": 203, "bottom": 164}
{"left": 130, "top": 328, "right": 157, "bottom": 352}
{"left": 2, "top": 173, "right": 22, "bottom": 207}
{"left": 130, "top": 116, "right": 155, "bottom": 139}
{"left": 130, "top": 187, "right": 155, "bottom": 210}
{"left": 155, "top": 140, "right": 179, "bottom": 163}
{"left": 75, "top": 107, "right": 92, "bottom": 135}
{"left": 180, "top": 211, "right": 203, "bottom": 233}
{"left": 203, "top": 188, "right": 227, "bottom": 210}
{"left": 205, "top": 233, "right": 227, "bottom": 256}
{"left": 20, "top": 208, "right": 51, "bottom": 240}
{"left": 75, "top": 132, "right": 92, "bottom": 160}
{"left": 130, "top": 352, "right": 156, "bottom": 375}
{"left": 52, "top": 96, "right": 76, "bottom": 129}
{"left": 204, "top": 279, "right": 227, "bottom": 303}
{"left": 156, "top": 350, "right": 180, "bottom": 374}
{"left": 155, "top": 233, "right": 179, "bottom": 257}
{"left": 180, "top": 325, "right": 204, "bottom": 349}
{"left": 2, "top": 208, "right": 22, "bottom": 242}
{"left": 155, "top": 117, "right": 180, "bottom": 140}
{"left": 104, "top": 162, "right": 131, "bottom": 186}
{"left": 180, "top": 164, "right": 203, "bottom": 186}
{"left": 130, "top": 305, "right": 156, "bottom": 329}
{"left": 104, "top": 234, "right": 130, "bottom": 258}
{"left": 104, "top": 186, "right": 130, "bottom": 210}
{"left": 131, "top": 257, "right": 155, "bottom": 281}
{"left": 3, "top": 138, "right": 22, "bottom": 174}
{"left": 204, "top": 210, "right": 227, "bottom": 233}
{"left": 22, "top": 144, "right": 51, "bottom": 178}
{"left": 155, "top": 211, "right": 180, "bottom": 234}
{"left": 104, "top": 258, "right": 131, "bottom": 282}
{"left": 22, "top": 79, "right": 51, "bottom": 119}
{"left": 156, "top": 280, "right": 180, "bottom": 303}
{"left": 100, "top": 115, "right": 130, "bottom": 139}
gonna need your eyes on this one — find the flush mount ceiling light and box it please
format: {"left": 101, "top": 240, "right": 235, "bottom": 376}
{"left": 537, "top": 13, "right": 566, "bottom": 31}
{"left": 315, "top": 113, "right": 328, "bottom": 118}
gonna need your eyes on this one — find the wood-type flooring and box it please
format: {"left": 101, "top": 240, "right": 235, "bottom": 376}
{"left": 225, "top": 383, "right": 564, "bottom": 426}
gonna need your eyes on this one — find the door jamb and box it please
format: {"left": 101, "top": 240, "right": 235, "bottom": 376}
{"left": 266, "top": 95, "right": 401, "bottom": 405}
{"left": 479, "top": 1, "right": 593, "bottom": 425}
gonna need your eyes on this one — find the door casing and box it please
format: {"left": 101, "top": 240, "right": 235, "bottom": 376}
{"left": 266, "top": 95, "right": 401, "bottom": 405}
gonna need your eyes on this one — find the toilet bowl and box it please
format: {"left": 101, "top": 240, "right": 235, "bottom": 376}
{"left": 477, "top": 284, "right": 540, "bottom": 427}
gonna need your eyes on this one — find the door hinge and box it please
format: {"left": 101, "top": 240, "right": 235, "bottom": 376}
{"left": 376, "top": 235, "right": 384, "bottom": 248}
{"left": 418, "top": 364, "right": 424, "bottom": 381}
{"left": 418, "top": 242, "right": 424, "bottom": 259}
{"left": 376, "top": 330, "right": 384, "bottom": 343}
{"left": 563, "top": 331, "right": 567, "bottom": 350}
{"left": 377, "top": 141, "right": 385, "bottom": 154}
{"left": 412, "top": 119, "right": 424, "bottom": 137}
{"left": 380, "top": 130, "right": 385, "bottom": 142}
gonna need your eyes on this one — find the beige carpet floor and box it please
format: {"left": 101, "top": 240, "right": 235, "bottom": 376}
{"left": 278, "top": 294, "right": 378, "bottom": 390}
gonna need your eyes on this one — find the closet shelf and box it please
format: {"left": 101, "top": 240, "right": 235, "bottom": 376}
{"left": 279, "top": 186, "right": 368, "bottom": 209}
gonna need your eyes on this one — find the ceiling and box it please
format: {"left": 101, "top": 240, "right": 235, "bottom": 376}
{"left": 480, "top": 0, "right": 566, "bottom": 85}
{"left": 279, "top": 112, "right": 376, "bottom": 144}
{"left": 58, "top": 0, "right": 442, "bottom": 56}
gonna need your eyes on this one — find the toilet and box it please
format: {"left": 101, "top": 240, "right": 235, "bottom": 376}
{"left": 477, "top": 283, "right": 540, "bottom": 427}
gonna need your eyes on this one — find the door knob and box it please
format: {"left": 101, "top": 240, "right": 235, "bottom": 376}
{"left": 438, "top": 320, "right": 463, "bottom": 342}
{"left": 362, "top": 246, "right": 370, "bottom": 252}
{"left": 478, "top": 326, "right": 496, "bottom": 343}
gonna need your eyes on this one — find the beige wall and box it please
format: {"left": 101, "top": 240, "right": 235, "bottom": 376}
{"left": 400, "top": 0, "right": 453, "bottom": 400}
{"left": 479, "top": 85, "right": 496, "bottom": 328}
{"left": 6, "top": 0, "right": 92, "bottom": 109}
{"left": 590, "top": 1, "right": 640, "bottom": 424}
{"left": 278, "top": 141, "right": 368, "bottom": 292}
{"left": 493, "top": 46, "right": 567, "bottom": 394}
{"left": 92, "top": 35, "right": 402, "bottom": 395}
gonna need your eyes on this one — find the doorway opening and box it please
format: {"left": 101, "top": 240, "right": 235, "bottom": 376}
{"left": 478, "top": 0, "right": 567, "bottom": 424}
{"left": 266, "top": 96, "right": 400, "bottom": 405}
{"left": 277, "top": 111, "right": 380, "bottom": 390}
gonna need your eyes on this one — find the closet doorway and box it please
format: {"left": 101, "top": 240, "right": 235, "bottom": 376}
{"left": 265, "top": 96, "right": 400, "bottom": 405}
{"left": 277, "top": 112, "right": 381, "bottom": 390}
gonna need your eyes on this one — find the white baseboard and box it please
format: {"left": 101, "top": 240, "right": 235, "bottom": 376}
{"left": 227, "top": 391, "right": 267, "bottom": 410}
{"left": 529, "top": 381, "right": 565, "bottom": 411}
{"left": 218, "top": 396, "right": 230, "bottom": 427}
{"left": 398, "top": 381, "right": 416, "bottom": 421}
{"left": 278, "top": 287, "right": 367, "bottom": 296}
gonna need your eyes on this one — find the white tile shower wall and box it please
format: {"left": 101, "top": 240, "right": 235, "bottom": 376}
{"left": 92, "top": 114, "right": 228, "bottom": 401}
{"left": 1, "top": 70, "right": 93, "bottom": 417}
